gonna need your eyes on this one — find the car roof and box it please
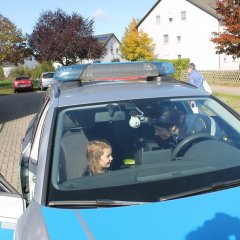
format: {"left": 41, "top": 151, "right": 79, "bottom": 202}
{"left": 54, "top": 80, "right": 208, "bottom": 107}
{"left": 42, "top": 72, "right": 55, "bottom": 75}
{"left": 47, "top": 61, "right": 209, "bottom": 107}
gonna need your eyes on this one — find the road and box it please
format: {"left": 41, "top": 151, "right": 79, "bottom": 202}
{"left": 0, "top": 92, "right": 44, "bottom": 190}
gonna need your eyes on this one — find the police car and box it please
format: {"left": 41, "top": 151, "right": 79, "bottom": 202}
{"left": 1, "top": 61, "right": 240, "bottom": 239}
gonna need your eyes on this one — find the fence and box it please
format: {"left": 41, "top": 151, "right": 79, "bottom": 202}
{"left": 180, "top": 70, "right": 240, "bottom": 85}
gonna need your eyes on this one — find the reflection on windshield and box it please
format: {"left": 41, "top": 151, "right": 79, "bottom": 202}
{"left": 50, "top": 97, "right": 240, "bottom": 203}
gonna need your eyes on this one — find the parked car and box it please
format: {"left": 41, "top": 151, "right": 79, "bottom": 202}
{"left": 12, "top": 76, "right": 33, "bottom": 93}
{"left": 39, "top": 72, "right": 55, "bottom": 91}
{"left": 1, "top": 61, "right": 240, "bottom": 239}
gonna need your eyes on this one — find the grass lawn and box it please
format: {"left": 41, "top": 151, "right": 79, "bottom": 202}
{"left": 213, "top": 92, "right": 240, "bottom": 113}
{"left": 0, "top": 80, "right": 240, "bottom": 112}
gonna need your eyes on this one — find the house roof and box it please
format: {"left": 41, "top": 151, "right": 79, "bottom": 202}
{"left": 137, "top": 0, "right": 221, "bottom": 28}
{"left": 94, "top": 33, "right": 120, "bottom": 47}
{"left": 187, "top": 0, "right": 221, "bottom": 20}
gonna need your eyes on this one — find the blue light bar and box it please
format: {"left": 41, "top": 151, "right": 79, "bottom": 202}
{"left": 53, "top": 61, "right": 176, "bottom": 83}
{"left": 53, "top": 64, "right": 87, "bottom": 82}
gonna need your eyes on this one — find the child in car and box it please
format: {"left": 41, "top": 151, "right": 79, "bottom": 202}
{"left": 83, "top": 140, "right": 113, "bottom": 176}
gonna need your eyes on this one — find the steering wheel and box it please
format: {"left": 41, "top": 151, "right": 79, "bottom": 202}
{"left": 172, "top": 133, "right": 216, "bottom": 160}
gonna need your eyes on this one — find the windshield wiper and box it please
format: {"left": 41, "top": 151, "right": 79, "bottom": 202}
{"left": 160, "top": 179, "right": 240, "bottom": 201}
{"left": 48, "top": 199, "right": 146, "bottom": 207}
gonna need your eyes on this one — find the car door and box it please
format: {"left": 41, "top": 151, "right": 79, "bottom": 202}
{"left": 0, "top": 173, "right": 25, "bottom": 240}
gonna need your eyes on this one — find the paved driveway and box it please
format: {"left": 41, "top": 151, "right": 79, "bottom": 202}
{"left": 0, "top": 92, "right": 44, "bottom": 191}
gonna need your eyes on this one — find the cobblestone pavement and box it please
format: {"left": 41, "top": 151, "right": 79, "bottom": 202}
{"left": 0, "top": 92, "right": 44, "bottom": 191}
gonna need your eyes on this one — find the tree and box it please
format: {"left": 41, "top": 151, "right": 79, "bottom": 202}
{"left": 120, "top": 18, "right": 155, "bottom": 61}
{"left": 28, "top": 9, "right": 104, "bottom": 66}
{"left": 211, "top": 0, "right": 240, "bottom": 58}
{"left": 0, "top": 14, "right": 31, "bottom": 65}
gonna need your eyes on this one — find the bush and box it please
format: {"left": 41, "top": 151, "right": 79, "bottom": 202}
{"left": 0, "top": 66, "right": 4, "bottom": 81}
{"left": 7, "top": 61, "right": 55, "bottom": 81}
{"left": 8, "top": 65, "right": 31, "bottom": 81}
{"left": 31, "top": 61, "right": 55, "bottom": 79}
{"left": 153, "top": 58, "right": 190, "bottom": 80}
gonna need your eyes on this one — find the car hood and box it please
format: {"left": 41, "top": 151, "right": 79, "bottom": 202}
{"left": 16, "top": 186, "right": 240, "bottom": 239}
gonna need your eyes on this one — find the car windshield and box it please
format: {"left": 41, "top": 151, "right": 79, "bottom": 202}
{"left": 43, "top": 73, "right": 54, "bottom": 78}
{"left": 16, "top": 77, "right": 30, "bottom": 80}
{"left": 49, "top": 96, "right": 240, "bottom": 205}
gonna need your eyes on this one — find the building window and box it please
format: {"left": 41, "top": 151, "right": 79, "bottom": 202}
{"left": 156, "top": 15, "right": 160, "bottom": 24}
{"left": 163, "top": 34, "right": 169, "bottom": 44}
{"left": 181, "top": 11, "right": 186, "bottom": 20}
{"left": 177, "top": 55, "right": 182, "bottom": 59}
{"left": 169, "top": 17, "right": 173, "bottom": 23}
{"left": 176, "top": 35, "right": 181, "bottom": 43}
{"left": 116, "top": 48, "right": 119, "bottom": 54}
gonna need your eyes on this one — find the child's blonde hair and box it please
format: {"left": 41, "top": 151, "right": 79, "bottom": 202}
{"left": 86, "top": 140, "right": 111, "bottom": 175}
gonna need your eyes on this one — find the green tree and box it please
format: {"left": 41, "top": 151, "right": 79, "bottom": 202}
{"left": 120, "top": 18, "right": 155, "bottom": 61}
{"left": 211, "top": 0, "right": 240, "bottom": 58}
{"left": 0, "top": 14, "right": 31, "bottom": 65}
{"left": 28, "top": 9, "right": 103, "bottom": 66}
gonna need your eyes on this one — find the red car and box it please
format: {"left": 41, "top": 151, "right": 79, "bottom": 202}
{"left": 13, "top": 76, "right": 33, "bottom": 93}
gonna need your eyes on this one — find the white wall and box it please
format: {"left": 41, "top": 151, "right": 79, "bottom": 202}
{"left": 138, "top": 0, "right": 240, "bottom": 70}
{"left": 100, "top": 36, "right": 124, "bottom": 62}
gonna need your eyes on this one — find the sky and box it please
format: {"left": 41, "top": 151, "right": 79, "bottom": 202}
{"left": 1, "top": 0, "right": 157, "bottom": 40}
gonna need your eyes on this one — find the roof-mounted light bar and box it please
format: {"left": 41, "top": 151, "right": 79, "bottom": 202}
{"left": 53, "top": 61, "right": 176, "bottom": 83}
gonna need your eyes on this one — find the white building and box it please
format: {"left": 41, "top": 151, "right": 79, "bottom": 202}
{"left": 137, "top": 0, "right": 240, "bottom": 70}
{"left": 94, "top": 33, "right": 124, "bottom": 63}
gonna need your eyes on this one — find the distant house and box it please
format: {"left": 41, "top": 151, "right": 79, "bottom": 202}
{"left": 93, "top": 33, "right": 124, "bottom": 63}
{"left": 137, "top": 0, "right": 240, "bottom": 70}
{"left": 2, "top": 57, "right": 38, "bottom": 78}
{"left": 2, "top": 62, "right": 16, "bottom": 77}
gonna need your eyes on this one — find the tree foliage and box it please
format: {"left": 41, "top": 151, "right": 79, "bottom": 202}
{"left": 28, "top": 9, "right": 104, "bottom": 66}
{"left": 0, "top": 14, "right": 31, "bottom": 65}
{"left": 211, "top": 0, "right": 240, "bottom": 58}
{"left": 120, "top": 18, "right": 155, "bottom": 61}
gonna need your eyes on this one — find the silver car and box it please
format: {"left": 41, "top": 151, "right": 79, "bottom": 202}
{"left": 1, "top": 61, "right": 240, "bottom": 239}
{"left": 39, "top": 72, "right": 55, "bottom": 91}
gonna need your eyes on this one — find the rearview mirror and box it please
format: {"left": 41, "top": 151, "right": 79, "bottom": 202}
{"left": 95, "top": 111, "right": 125, "bottom": 122}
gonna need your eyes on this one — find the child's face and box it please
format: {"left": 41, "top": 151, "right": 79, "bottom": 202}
{"left": 99, "top": 147, "right": 113, "bottom": 169}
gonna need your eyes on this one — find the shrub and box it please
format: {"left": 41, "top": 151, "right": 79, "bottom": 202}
{"left": 7, "top": 61, "right": 55, "bottom": 81}
{"left": 0, "top": 66, "right": 5, "bottom": 81}
{"left": 153, "top": 58, "right": 190, "bottom": 80}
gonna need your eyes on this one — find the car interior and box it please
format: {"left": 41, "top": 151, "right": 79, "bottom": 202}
{"left": 51, "top": 97, "right": 240, "bottom": 194}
